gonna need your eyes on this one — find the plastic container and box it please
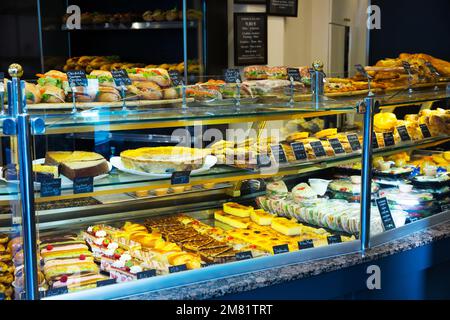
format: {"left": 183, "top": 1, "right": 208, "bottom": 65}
{"left": 308, "top": 179, "right": 331, "bottom": 196}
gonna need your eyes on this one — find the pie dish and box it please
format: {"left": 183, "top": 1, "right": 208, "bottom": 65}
{"left": 120, "top": 147, "right": 211, "bottom": 174}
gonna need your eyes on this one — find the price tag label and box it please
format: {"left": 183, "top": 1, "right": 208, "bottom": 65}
{"left": 136, "top": 269, "right": 157, "bottom": 280}
{"left": 376, "top": 197, "right": 396, "bottom": 231}
{"left": 96, "top": 278, "right": 116, "bottom": 287}
{"left": 202, "top": 262, "right": 217, "bottom": 268}
{"left": 383, "top": 132, "right": 395, "bottom": 147}
{"left": 355, "top": 64, "right": 370, "bottom": 79}
{"left": 298, "top": 239, "right": 314, "bottom": 250}
{"left": 171, "top": 171, "right": 190, "bottom": 185}
{"left": 419, "top": 124, "right": 432, "bottom": 138}
{"left": 111, "top": 69, "right": 132, "bottom": 86}
{"left": 169, "top": 264, "right": 187, "bottom": 273}
{"left": 257, "top": 154, "right": 272, "bottom": 168}
{"left": 425, "top": 61, "right": 440, "bottom": 76}
{"left": 270, "top": 144, "right": 287, "bottom": 164}
{"left": 45, "top": 286, "right": 68, "bottom": 297}
{"left": 310, "top": 141, "right": 327, "bottom": 158}
{"left": 372, "top": 132, "right": 379, "bottom": 149}
{"left": 73, "top": 176, "right": 94, "bottom": 194}
{"left": 396, "top": 125, "right": 411, "bottom": 141}
{"left": 66, "top": 70, "right": 88, "bottom": 87}
{"left": 287, "top": 68, "right": 301, "bottom": 82}
{"left": 347, "top": 134, "right": 361, "bottom": 151}
{"left": 290, "top": 142, "right": 307, "bottom": 161}
{"left": 224, "top": 69, "right": 241, "bottom": 83}
{"left": 235, "top": 251, "right": 253, "bottom": 261}
{"left": 168, "top": 70, "right": 183, "bottom": 86}
{"left": 40, "top": 178, "right": 62, "bottom": 197}
{"left": 272, "top": 244, "right": 289, "bottom": 255}
{"left": 327, "top": 235, "right": 342, "bottom": 245}
{"left": 328, "top": 138, "right": 345, "bottom": 154}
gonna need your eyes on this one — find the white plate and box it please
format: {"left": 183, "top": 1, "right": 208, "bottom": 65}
{"left": 110, "top": 155, "right": 217, "bottom": 178}
{"left": 0, "top": 159, "right": 112, "bottom": 190}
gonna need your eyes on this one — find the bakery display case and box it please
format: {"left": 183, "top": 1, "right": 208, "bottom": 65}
{"left": 1, "top": 57, "right": 449, "bottom": 300}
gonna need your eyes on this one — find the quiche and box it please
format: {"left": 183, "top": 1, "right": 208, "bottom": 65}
{"left": 120, "top": 147, "right": 210, "bottom": 174}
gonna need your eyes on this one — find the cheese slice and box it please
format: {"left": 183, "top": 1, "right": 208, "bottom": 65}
{"left": 271, "top": 217, "right": 302, "bottom": 236}
{"left": 214, "top": 211, "right": 250, "bottom": 229}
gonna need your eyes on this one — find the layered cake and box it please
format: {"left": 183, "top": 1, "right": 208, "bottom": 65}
{"left": 120, "top": 146, "right": 210, "bottom": 174}
{"left": 45, "top": 151, "right": 109, "bottom": 180}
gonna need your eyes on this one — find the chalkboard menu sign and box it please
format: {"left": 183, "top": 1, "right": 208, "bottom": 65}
{"left": 267, "top": 0, "right": 299, "bottom": 17}
{"left": 290, "top": 142, "right": 307, "bottom": 161}
{"left": 383, "top": 132, "right": 395, "bottom": 147}
{"left": 419, "top": 124, "right": 432, "bottom": 138}
{"left": 234, "top": 13, "right": 268, "bottom": 66}
{"left": 396, "top": 125, "right": 411, "bottom": 142}
{"left": 270, "top": 144, "right": 287, "bottom": 163}
{"left": 66, "top": 70, "right": 88, "bottom": 87}
{"left": 111, "top": 69, "right": 132, "bottom": 86}
{"left": 376, "top": 197, "right": 396, "bottom": 231}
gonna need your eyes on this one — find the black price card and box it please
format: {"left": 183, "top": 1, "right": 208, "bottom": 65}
{"left": 376, "top": 197, "right": 396, "bottom": 231}
{"left": 372, "top": 132, "right": 379, "bottom": 149}
{"left": 234, "top": 13, "right": 268, "bottom": 66}
{"left": 46, "top": 286, "right": 69, "bottom": 297}
{"left": 270, "top": 144, "right": 287, "bottom": 163}
{"left": 171, "top": 171, "right": 190, "bottom": 185}
{"left": 291, "top": 142, "right": 307, "bottom": 161}
{"left": 298, "top": 239, "right": 314, "bottom": 250}
{"left": 347, "top": 134, "right": 361, "bottom": 151}
{"left": 327, "top": 235, "right": 342, "bottom": 245}
{"left": 96, "top": 278, "right": 116, "bottom": 287}
{"left": 328, "top": 138, "right": 345, "bottom": 155}
{"left": 425, "top": 61, "right": 440, "bottom": 76}
{"left": 396, "top": 125, "right": 411, "bottom": 141}
{"left": 201, "top": 262, "right": 218, "bottom": 268}
{"left": 267, "top": 0, "right": 299, "bottom": 17}
{"left": 310, "top": 141, "right": 327, "bottom": 158}
{"left": 383, "top": 132, "right": 395, "bottom": 147}
{"left": 287, "top": 68, "right": 301, "bottom": 82}
{"left": 40, "top": 178, "right": 62, "bottom": 197}
{"left": 419, "top": 124, "right": 432, "bottom": 138}
{"left": 136, "top": 269, "right": 157, "bottom": 280}
{"left": 66, "top": 70, "right": 88, "bottom": 87}
{"left": 111, "top": 69, "right": 132, "bottom": 86}
{"left": 169, "top": 264, "right": 188, "bottom": 273}
{"left": 257, "top": 153, "right": 272, "bottom": 168}
{"left": 168, "top": 70, "right": 183, "bottom": 86}
{"left": 73, "top": 176, "right": 94, "bottom": 194}
{"left": 355, "top": 64, "right": 370, "bottom": 79}
{"left": 272, "top": 244, "right": 289, "bottom": 254}
{"left": 235, "top": 251, "right": 253, "bottom": 261}
{"left": 224, "top": 68, "right": 242, "bottom": 83}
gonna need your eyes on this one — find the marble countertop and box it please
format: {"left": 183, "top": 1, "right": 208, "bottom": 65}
{"left": 123, "top": 219, "right": 450, "bottom": 300}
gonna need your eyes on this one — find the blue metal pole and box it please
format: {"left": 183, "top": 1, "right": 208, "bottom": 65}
{"left": 182, "top": 0, "right": 188, "bottom": 84}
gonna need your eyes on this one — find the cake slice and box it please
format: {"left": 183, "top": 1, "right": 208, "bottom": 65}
{"left": 214, "top": 211, "right": 250, "bottom": 229}
{"left": 223, "top": 202, "right": 253, "bottom": 217}
{"left": 271, "top": 217, "right": 302, "bottom": 236}
{"left": 250, "top": 209, "right": 274, "bottom": 226}
{"left": 45, "top": 151, "right": 105, "bottom": 165}
{"left": 60, "top": 159, "right": 109, "bottom": 180}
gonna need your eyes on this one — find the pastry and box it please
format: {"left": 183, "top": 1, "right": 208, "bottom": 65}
{"left": 33, "top": 164, "right": 59, "bottom": 182}
{"left": 315, "top": 128, "right": 338, "bottom": 139}
{"left": 154, "top": 188, "right": 168, "bottom": 196}
{"left": 120, "top": 147, "right": 210, "bottom": 174}
{"left": 171, "top": 186, "right": 185, "bottom": 193}
{"left": 271, "top": 218, "right": 302, "bottom": 236}
{"left": 250, "top": 209, "right": 274, "bottom": 226}
{"left": 45, "top": 151, "right": 109, "bottom": 179}
{"left": 223, "top": 202, "right": 253, "bottom": 217}
{"left": 202, "top": 183, "right": 216, "bottom": 189}
{"left": 214, "top": 211, "right": 250, "bottom": 229}
{"left": 135, "top": 190, "right": 149, "bottom": 198}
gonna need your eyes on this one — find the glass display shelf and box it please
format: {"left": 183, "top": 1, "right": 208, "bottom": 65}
{"left": 58, "top": 20, "right": 199, "bottom": 31}
{"left": 0, "top": 135, "right": 447, "bottom": 205}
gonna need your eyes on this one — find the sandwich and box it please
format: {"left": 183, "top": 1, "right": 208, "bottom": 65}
{"left": 127, "top": 68, "right": 171, "bottom": 87}
{"left": 89, "top": 70, "right": 121, "bottom": 102}
{"left": 243, "top": 65, "right": 268, "bottom": 80}
{"left": 133, "top": 81, "right": 163, "bottom": 100}
{"left": 36, "top": 70, "right": 67, "bottom": 103}
{"left": 25, "top": 82, "right": 41, "bottom": 104}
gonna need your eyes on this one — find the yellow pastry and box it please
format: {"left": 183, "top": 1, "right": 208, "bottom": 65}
{"left": 154, "top": 188, "right": 168, "bottom": 196}
{"left": 374, "top": 112, "right": 397, "bottom": 132}
{"left": 135, "top": 190, "right": 149, "bottom": 198}
{"left": 171, "top": 186, "right": 185, "bottom": 193}
{"left": 214, "top": 211, "right": 250, "bottom": 229}
{"left": 223, "top": 202, "right": 253, "bottom": 217}
{"left": 202, "top": 182, "right": 216, "bottom": 189}
{"left": 270, "top": 217, "right": 302, "bottom": 236}
{"left": 250, "top": 209, "right": 274, "bottom": 226}
{"left": 315, "top": 128, "right": 338, "bottom": 139}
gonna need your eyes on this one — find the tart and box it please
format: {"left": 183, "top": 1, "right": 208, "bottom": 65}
{"left": 120, "top": 147, "right": 210, "bottom": 174}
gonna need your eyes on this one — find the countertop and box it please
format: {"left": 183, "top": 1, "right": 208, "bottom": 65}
{"left": 123, "top": 219, "right": 450, "bottom": 300}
